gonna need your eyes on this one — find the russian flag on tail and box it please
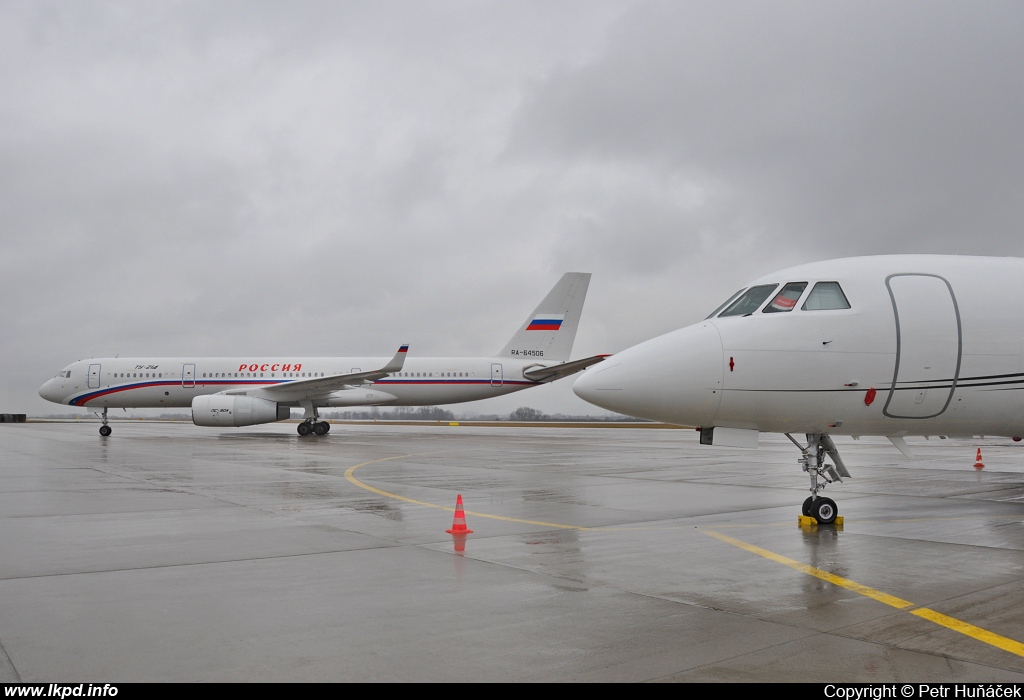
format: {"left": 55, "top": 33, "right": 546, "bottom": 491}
{"left": 526, "top": 314, "right": 565, "bottom": 331}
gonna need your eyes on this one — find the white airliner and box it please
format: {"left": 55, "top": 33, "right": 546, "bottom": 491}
{"left": 40, "top": 272, "right": 604, "bottom": 437}
{"left": 573, "top": 255, "right": 1024, "bottom": 524}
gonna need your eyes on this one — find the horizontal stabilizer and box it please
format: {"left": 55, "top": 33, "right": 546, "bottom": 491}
{"left": 522, "top": 355, "right": 610, "bottom": 384}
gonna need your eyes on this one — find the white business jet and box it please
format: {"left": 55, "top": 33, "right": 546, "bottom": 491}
{"left": 40, "top": 272, "right": 604, "bottom": 437}
{"left": 573, "top": 255, "right": 1024, "bottom": 524}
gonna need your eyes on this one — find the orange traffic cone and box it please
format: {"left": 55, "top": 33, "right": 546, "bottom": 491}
{"left": 974, "top": 448, "right": 985, "bottom": 469}
{"left": 446, "top": 494, "right": 474, "bottom": 534}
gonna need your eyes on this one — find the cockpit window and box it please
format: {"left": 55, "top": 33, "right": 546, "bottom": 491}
{"left": 705, "top": 288, "right": 746, "bottom": 319}
{"left": 802, "top": 281, "right": 851, "bottom": 310}
{"left": 717, "top": 284, "right": 779, "bottom": 317}
{"left": 762, "top": 282, "right": 807, "bottom": 313}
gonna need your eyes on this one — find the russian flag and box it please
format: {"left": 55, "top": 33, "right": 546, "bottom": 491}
{"left": 526, "top": 314, "right": 564, "bottom": 331}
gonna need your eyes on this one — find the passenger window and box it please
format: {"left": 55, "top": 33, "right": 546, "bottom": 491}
{"left": 802, "top": 281, "right": 851, "bottom": 310}
{"left": 718, "top": 284, "right": 779, "bottom": 317}
{"left": 763, "top": 282, "right": 807, "bottom": 313}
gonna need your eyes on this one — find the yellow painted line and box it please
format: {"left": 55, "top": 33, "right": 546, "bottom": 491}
{"left": 911, "top": 608, "right": 1024, "bottom": 657}
{"left": 705, "top": 529, "right": 1024, "bottom": 658}
{"left": 705, "top": 530, "right": 914, "bottom": 608}
{"left": 344, "top": 454, "right": 590, "bottom": 531}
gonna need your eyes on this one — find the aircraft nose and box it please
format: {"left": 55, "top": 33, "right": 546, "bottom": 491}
{"left": 573, "top": 322, "right": 725, "bottom": 426}
{"left": 38, "top": 379, "right": 62, "bottom": 403}
{"left": 572, "top": 362, "right": 625, "bottom": 410}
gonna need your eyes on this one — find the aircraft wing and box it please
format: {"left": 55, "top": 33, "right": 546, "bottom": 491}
{"left": 522, "top": 354, "right": 610, "bottom": 384}
{"left": 221, "top": 344, "right": 408, "bottom": 401}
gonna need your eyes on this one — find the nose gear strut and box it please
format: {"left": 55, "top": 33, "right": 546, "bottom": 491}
{"left": 97, "top": 407, "right": 111, "bottom": 437}
{"left": 785, "top": 433, "right": 851, "bottom": 524}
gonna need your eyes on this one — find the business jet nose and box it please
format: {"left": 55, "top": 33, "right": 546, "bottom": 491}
{"left": 573, "top": 322, "right": 725, "bottom": 426}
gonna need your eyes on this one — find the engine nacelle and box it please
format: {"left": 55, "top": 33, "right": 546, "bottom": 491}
{"left": 192, "top": 395, "right": 290, "bottom": 427}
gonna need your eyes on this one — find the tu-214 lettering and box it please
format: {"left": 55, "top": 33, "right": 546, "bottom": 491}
{"left": 510, "top": 349, "right": 544, "bottom": 357}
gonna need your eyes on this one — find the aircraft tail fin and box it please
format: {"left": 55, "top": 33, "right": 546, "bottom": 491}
{"left": 499, "top": 272, "right": 591, "bottom": 362}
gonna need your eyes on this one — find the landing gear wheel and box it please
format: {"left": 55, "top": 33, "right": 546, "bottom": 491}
{"left": 802, "top": 497, "right": 814, "bottom": 517}
{"left": 811, "top": 497, "right": 838, "bottom": 524}
{"left": 297, "top": 422, "right": 312, "bottom": 436}
{"left": 314, "top": 422, "right": 329, "bottom": 436}
{"left": 99, "top": 425, "right": 112, "bottom": 437}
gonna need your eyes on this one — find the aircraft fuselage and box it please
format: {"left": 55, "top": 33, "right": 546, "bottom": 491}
{"left": 39, "top": 356, "right": 549, "bottom": 410}
{"left": 574, "top": 255, "right": 1024, "bottom": 438}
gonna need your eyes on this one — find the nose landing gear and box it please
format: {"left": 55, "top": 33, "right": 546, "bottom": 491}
{"left": 787, "top": 433, "right": 850, "bottom": 524}
{"left": 98, "top": 408, "right": 111, "bottom": 437}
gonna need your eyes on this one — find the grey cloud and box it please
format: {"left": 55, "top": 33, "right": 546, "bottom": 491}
{"left": 507, "top": 2, "right": 1024, "bottom": 259}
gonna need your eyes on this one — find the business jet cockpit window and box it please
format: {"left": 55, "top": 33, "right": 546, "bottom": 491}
{"left": 705, "top": 288, "right": 746, "bottom": 319}
{"left": 762, "top": 282, "right": 807, "bottom": 313}
{"left": 801, "top": 281, "right": 851, "bottom": 310}
{"left": 717, "top": 284, "right": 779, "bottom": 317}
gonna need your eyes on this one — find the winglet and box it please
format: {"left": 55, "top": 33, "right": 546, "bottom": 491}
{"left": 380, "top": 344, "right": 409, "bottom": 374}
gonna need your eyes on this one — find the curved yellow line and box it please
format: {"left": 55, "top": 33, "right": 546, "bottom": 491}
{"left": 344, "top": 453, "right": 590, "bottom": 531}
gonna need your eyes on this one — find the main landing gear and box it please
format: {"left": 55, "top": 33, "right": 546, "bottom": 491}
{"left": 786, "top": 433, "right": 850, "bottom": 524}
{"left": 296, "top": 402, "right": 330, "bottom": 437}
{"left": 297, "top": 421, "right": 331, "bottom": 437}
{"left": 98, "top": 407, "right": 112, "bottom": 437}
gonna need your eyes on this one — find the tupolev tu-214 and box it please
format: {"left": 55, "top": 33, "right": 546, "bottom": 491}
{"left": 40, "top": 273, "right": 605, "bottom": 437}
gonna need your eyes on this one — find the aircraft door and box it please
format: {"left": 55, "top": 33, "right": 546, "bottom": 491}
{"left": 88, "top": 364, "right": 101, "bottom": 389}
{"left": 182, "top": 364, "right": 196, "bottom": 389}
{"left": 491, "top": 363, "right": 503, "bottom": 387}
{"left": 883, "top": 274, "right": 961, "bottom": 419}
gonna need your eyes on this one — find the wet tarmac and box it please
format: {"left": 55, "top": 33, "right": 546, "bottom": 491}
{"left": 1, "top": 421, "right": 1023, "bottom": 682}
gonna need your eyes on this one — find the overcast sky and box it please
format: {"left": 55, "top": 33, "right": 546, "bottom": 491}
{"left": 3, "top": 1, "right": 1023, "bottom": 417}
